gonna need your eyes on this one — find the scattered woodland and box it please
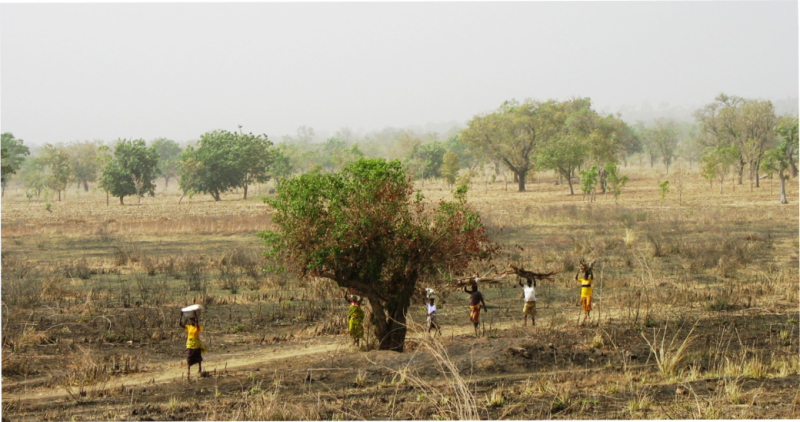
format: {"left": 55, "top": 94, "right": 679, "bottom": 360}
{"left": 1, "top": 94, "right": 798, "bottom": 420}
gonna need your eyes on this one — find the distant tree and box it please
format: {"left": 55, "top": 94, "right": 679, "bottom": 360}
{"left": 96, "top": 145, "right": 113, "bottom": 205}
{"left": 261, "top": 159, "right": 495, "bottom": 351}
{"left": 695, "top": 94, "right": 778, "bottom": 187}
{"left": 179, "top": 128, "right": 274, "bottom": 200}
{"left": 579, "top": 164, "right": 598, "bottom": 202}
{"left": 151, "top": 138, "right": 183, "bottom": 189}
{"left": 700, "top": 145, "right": 739, "bottom": 194}
{"left": 775, "top": 115, "right": 798, "bottom": 178}
{"left": 100, "top": 139, "right": 159, "bottom": 205}
{"left": 649, "top": 119, "right": 681, "bottom": 174}
{"left": 20, "top": 157, "right": 47, "bottom": 200}
{"left": 443, "top": 134, "right": 475, "bottom": 169}
{"left": 237, "top": 128, "right": 275, "bottom": 200}
{"left": 761, "top": 139, "right": 794, "bottom": 204}
{"left": 604, "top": 161, "right": 628, "bottom": 203}
{"left": 318, "top": 138, "right": 364, "bottom": 172}
{"left": 537, "top": 101, "right": 593, "bottom": 195}
{"left": 39, "top": 144, "right": 71, "bottom": 201}
{"left": 180, "top": 131, "right": 239, "bottom": 201}
{"left": 413, "top": 141, "right": 446, "bottom": 180}
{"left": 658, "top": 180, "right": 670, "bottom": 201}
{"left": 65, "top": 141, "right": 100, "bottom": 192}
{"left": 440, "top": 151, "right": 460, "bottom": 187}
{"left": 1, "top": 133, "right": 31, "bottom": 196}
{"left": 270, "top": 145, "right": 295, "bottom": 188}
{"left": 461, "top": 99, "right": 563, "bottom": 191}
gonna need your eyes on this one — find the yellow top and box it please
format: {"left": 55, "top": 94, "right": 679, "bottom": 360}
{"left": 578, "top": 277, "right": 593, "bottom": 298}
{"left": 185, "top": 324, "right": 203, "bottom": 349}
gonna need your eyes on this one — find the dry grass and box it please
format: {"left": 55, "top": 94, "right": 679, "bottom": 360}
{"left": 1, "top": 165, "right": 798, "bottom": 420}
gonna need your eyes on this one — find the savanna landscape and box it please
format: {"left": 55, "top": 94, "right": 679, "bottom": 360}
{"left": 2, "top": 162, "right": 798, "bottom": 420}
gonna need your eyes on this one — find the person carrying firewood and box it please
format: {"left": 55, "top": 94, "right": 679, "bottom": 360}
{"left": 344, "top": 291, "right": 365, "bottom": 347}
{"left": 519, "top": 277, "right": 537, "bottom": 327}
{"left": 507, "top": 265, "right": 558, "bottom": 327}
{"left": 464, "top": 282, "right": 487, "bottom": 337}
{"left": 575, "top": 259, "right": 594, "bottom": 324}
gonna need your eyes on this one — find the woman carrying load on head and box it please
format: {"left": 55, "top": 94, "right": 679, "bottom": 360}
{"left": 345, "top": 290, "right": 365, "bottom": 347}
{"left": 179, "top": 310, "right": 206, "bottom": 380}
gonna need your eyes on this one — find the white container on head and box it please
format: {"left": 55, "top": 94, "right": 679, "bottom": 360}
{"left": 181, "top": 304, "right": 202, "bottom": 319}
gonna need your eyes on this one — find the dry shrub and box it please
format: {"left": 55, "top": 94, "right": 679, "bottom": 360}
{"left": 179, "top": 255, "right": 206, "bottom": 292}
{"left": 385, "top": 318, "right": 479, "bottom": 420}
{"left": 64, "top": 258, "right": 93, "bottom": 280}
{"left": 1, "top": 256, "right": 42, "bottom": 308}
{"left": 641, "top": 321, "right": 698, "bottom": 376}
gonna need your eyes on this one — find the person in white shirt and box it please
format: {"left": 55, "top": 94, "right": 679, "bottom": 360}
{"left": 519, "top": 277, "right": 537, "bottom": 326}
{"left": 425, "top": 297, "right": 441, "bottom": 336}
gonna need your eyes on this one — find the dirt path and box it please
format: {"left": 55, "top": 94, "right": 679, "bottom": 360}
{"left": 3, "top": 312, "right": 596, "bottom": 404}
{"left": 2, "top": 339, "right": 346, "bottom": 403}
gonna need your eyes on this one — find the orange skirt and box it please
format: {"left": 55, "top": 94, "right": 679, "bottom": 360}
{"left": 469, "top": 304, "right": 481, "bottom": 323}
{"left": 581, "top": 296, "right": 592, "bottom": 314}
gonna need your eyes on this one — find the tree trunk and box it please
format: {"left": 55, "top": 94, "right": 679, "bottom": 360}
{"left": 779, "top": 172, "right": 788, "bottom": 204}
{"left": 243, "top": 184, "right": 248, "bottom": 200}
{"left": 737, "top": 161, "right": 745, "bottom": 185}
{"left": 212, "top": 191, "right": 221, "bottom": 201}
{"left": 517, "top": 171, "right": 526, "bottom": 192}
{"left": 106, "top": 191, "right": 109, "bottom": 206}
{"left": 754, "top": 160, "right": 761, "bottom": 188}
{"left": 83, "top": 180, "right": 89, "bottom": 192}
{"left": 566, "top": 173, "right": 574, "bottom": 195}
{"left": 119, "top": 196, "right": 124, "bottom": 205}
{"left": 368, "top": 296, "right": 410, "bottom": 352}
{"left": 58, "top": 190, "right": 62, "bottom": 202}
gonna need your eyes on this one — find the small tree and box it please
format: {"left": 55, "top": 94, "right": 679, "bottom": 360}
{"left": 1, "top": 133, "right": 31, "bottom": 196}
{"left": 260, "top": 158, "right": 496, "bottom": 351}
{"left": 579, "top": 165, "right": 598, "bottom": 202}
{"left": 66, "top": 141, "right": 100, "bottom": 192}
{"left": 700, "top": 145, "right": 739, "bottom": 194}
{"left": 440, "top": 151, "right": 460, "bottom": 187}
{"left": 604, "top": 161, "right": 628, "bottom": 203}
{"left": 761, "top": 139, "right": 793, "bottom": 204}
{"left": 100, "top": 139, "right": 159, "bottom": 205}
{"left": 659, "top": 180, "right": 670, "bottom": 201}
{"left": 151, "top": 138, "right": 183, "bottom": 189}
{"left": 39, "top": 144, "right": 71, "bottom": 201}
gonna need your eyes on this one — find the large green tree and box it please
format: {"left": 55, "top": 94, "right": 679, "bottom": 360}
{"left": 1, "top": 133, "right": 31, "bottom": 197}
{"left": 179, "top": 128, "right": 274, "bottom": 200}
{"left": 151, "top": 138, "right": 183, "bottom": 189}
{"left": 260, "top": 158, "right": 495, "bottom": 351}
{"left": 100, "top": 139, "right": 159, "bottom": 205}
{"left": 461, "top": 99, "right": 562, "bottom": 191}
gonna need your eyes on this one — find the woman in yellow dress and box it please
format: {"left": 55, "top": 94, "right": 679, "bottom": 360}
{"left": 345, "top": 291, "right": 365, "bottom": 347}
{"left": 179, "top": 313, "right": 206, "bottom": 380}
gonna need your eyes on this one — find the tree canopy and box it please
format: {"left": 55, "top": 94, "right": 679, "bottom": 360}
{"left": 179, "top": 128, "right": 274, "bottom": 200}
{"left": 151, "top": 138, "right": 183, "bottom": 189}
{"left": 260, "top": 158, "right": 496, "bottom": 351}
{"left": 99, "top": 139, "right": 159, "bottom": 205}
{"left": 1, "top": 133, "right": 30, "bottom": 196}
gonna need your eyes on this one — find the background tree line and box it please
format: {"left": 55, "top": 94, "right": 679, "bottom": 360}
{"left": 2, "top": 93, "right": 796, "bottom": 204}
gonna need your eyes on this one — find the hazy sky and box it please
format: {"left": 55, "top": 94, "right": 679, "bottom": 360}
{"left": 1, "top": 2, "right": 797, "bottom": 146}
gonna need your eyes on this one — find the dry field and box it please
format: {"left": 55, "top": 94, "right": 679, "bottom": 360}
{"left": 2, "top": 165, "right": 798, "bottom": 420}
